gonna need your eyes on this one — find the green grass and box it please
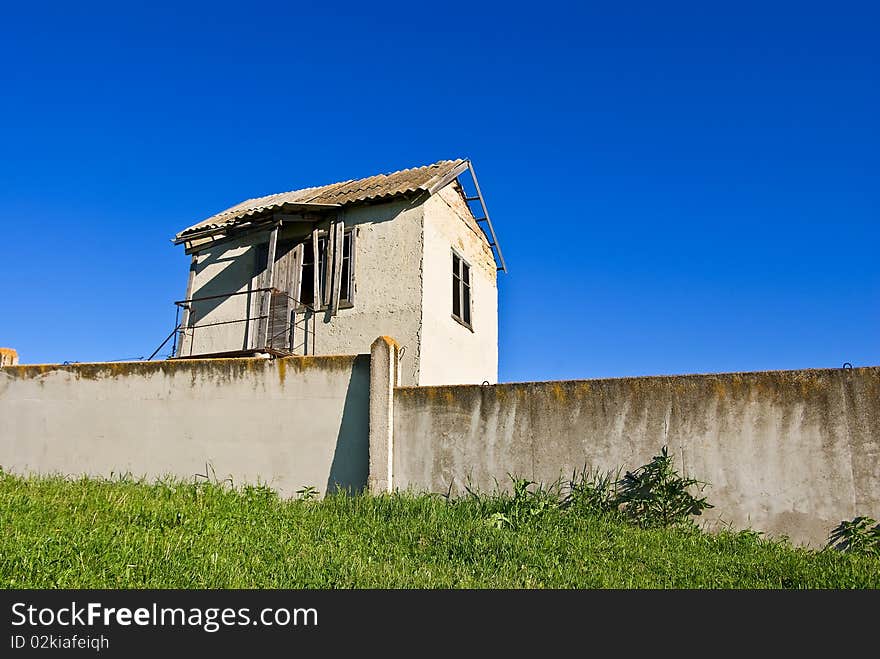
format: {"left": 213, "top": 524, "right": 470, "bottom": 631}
{"left": 1, "top": 470, "right": 876, "bottom": 588}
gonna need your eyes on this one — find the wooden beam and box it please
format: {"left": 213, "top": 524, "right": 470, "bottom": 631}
{"left": 426, "top": 160, "right": 471, "bottom": 195}
{"left": 174, "top": 226, "right": 227, "bottom": 245}
{"left": 311, "top": 226, "right": 321, "bottom": 311}
{"left": 174, "top": 202, "right": 341, "bottom": 245}
{"left": 273, "top": 213, "right": 316, "bottom": 224}
{"left": 176, "top": 254, "right": 198, "bottom": 357}
{"left": 256, "top": 225, "right": 279, "bottom": 349}
{"left": 289, "top": 242, "right": 304, "bottom": 352}
{"left": 331, "top": 217, "right": 345, "bottom": 315}
{"left": 182, "top": 218, "right": 278, "bottom": 254}
{"left": 291, "top": 242, "right": 304, "bottom": 307}
{"left": 322, "top": 220, "right": 335, "bottom": 308}
{"left": 183, "top": 235, "right": 223, "bottom": 255}
{"left": 349, "top": 227, "right": 357, "bottom": 305}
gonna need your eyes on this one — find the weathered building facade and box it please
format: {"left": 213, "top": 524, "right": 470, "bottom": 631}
{"left": 172, "top": 160, "right": 505, "bottom": 386}
{"left": 0, "top": 348, "right": 18, "bottom": 367}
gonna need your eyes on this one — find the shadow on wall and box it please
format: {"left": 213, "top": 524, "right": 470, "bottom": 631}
{"left": 326, "top": 355, "right": 371, "bottom": 494}
{"left": 189, "top": 249, "right": 254, "bottom": 320}
{"left": 186, "top": 248, "right": 258, "bottom": 353}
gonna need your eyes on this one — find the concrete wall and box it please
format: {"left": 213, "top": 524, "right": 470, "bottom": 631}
{"left": 179, "top": 199, "right": 426, "bottom": 385}
{"left": 0, "top": 355, "right": 371, "bottom": 497}
{"left": 4, "top": 340, "right": 878, "bottom": 548}
{"left": 418, "top": 184, "right": 498, "bottom": 385}
{"left": 392, "top": 367, "right": 880, "bottom": 547}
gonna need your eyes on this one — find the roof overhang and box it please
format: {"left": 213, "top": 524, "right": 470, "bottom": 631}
{"left": 170, "top": 158, "right": 506, "bottom": 273}
{"left": 427, "top": 159, "right": 470, "bottom": 195}
{"left": 172, "top": 201, "right": 342, "bottom": 246}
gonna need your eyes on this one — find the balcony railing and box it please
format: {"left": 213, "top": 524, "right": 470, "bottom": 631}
{"left": 149, "top": 288, "right": 318, "bottom": 360}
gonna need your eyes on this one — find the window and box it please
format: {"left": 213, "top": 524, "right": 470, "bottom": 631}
{"left": 298, "top": 229, "right": 355, "bottom": 309}
{"left": 339, "top": 229, "right": 354, "bottom": 305}
{"left": 298, "top": 234, "right": 325, "bottom": 308}
{"left": 452, "top": 250, "right": 472, "bottom": 328}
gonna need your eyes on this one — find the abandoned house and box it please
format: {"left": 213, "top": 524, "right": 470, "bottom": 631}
{"left": 171, "top": 159, "right": 506, "bottom": 386}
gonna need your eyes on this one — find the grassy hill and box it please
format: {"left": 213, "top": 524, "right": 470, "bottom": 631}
{"left": 1, "top": 470, "right": 876, "bottom": 589}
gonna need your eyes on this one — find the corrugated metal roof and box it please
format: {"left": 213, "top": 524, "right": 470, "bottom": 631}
{"left": 176, "top": 159, "right": 467, "bottom": 240}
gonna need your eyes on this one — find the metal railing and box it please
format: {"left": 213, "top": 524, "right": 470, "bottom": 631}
{"left": 266, "top": 290, "right": 316, "bottom": 357}
{"left": 159, "top": 287, "right": 317, "bottom": 359}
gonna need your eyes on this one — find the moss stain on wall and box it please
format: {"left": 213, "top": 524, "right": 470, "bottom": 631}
{"left": 0, "top": 354, "right": 365, "bottom": 389}
{"left": 277, "top": 358, "right": 286, "bottom": 387}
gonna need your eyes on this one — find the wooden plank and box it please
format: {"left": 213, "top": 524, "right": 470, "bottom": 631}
{"left": 256, "top": 226, "right": 278, "bottom": 349}
{"left": 331, "top": 218, "right": 345, "bottom": 315}
{"left": 183, "top": 219, "right": 283, "bottom": 253}
{"left": 176, "top": 217, "right": 271, "bottom": 246}
{"left": 272, "top": 213, "right": 314, "bottom": 223}
{"left": 426, "top": 160, "right": 470, "bottom": 195}
{"left": 269, "top": 240, "right": 296, "bottom": 350}
{"left": 311, "top": 226, "right": 321, "bottom": 311}
{"left": 348, "top": 227, "right": 357, "bottom": 305}
{"left": 274, "top": 240, "right": 296, "bottom": 295}
{"left": 176, "top": 254, "right": 198, "bottom": 357}
{"left": 250, "top": 242, "right": 269, "bottom": 349}
{"left": 287, "top": 242, "right": 304, "bottom": 353}
{"left": 269, "top": 291, "right": 290, "bottom": 350}
{"left": 291, "top": 242, "right": 304, "bottom": 307}
{"left": 322, "top": 221, "right": 335, "bottom": 308}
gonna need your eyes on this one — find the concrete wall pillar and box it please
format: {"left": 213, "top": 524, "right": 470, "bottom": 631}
{"left": 0, "top": 348, "right": 18, "bottom": 367}
{"left": 368, "top": 336, "right": 399, "bottom": 493}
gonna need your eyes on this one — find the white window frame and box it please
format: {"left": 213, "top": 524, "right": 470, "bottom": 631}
{"left": 451, "top": 248, "right": 473, "bottom": 331}
{"left": 294, "top": 227, "right": 356, "bottom": 311}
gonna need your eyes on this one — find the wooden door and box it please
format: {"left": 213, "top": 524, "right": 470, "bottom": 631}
{"left": 267, "top": 239, "right": 299, "bottom": 351}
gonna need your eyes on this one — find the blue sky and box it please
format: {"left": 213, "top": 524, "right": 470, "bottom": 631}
{"left": 1, "top": 1, "right": 877, "bottom": 381}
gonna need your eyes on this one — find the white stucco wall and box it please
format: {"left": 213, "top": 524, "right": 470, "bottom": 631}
{"left": 176, "top": 185, "right": 498, "bottom": 386}
{"left": 417, "top": 184, "right": 498, "bottom": 385}
{"left": 305, "top": 199, "right": 425, "bottom": 386}
{"left": 178, "top": 237, "right": 261, "bottom": 357}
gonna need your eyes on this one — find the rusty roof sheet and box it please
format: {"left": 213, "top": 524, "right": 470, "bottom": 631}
{"left": 176, "top": 159, "right": 467, "bottom": 240}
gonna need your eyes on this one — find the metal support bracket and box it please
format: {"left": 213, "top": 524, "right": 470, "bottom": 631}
{"left": 458, "top": 160, "right": 508, "bottom": 273}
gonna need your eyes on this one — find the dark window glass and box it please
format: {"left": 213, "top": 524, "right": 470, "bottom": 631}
{"left": 452, "top": 251, "right": 472, "bottom": 328}
{"left": 318, "top": 235, "right": 328, "bottom": 304}
{"left": 299, "top": 231, "right": 355, "bottom": 308}
{"left": 300, "top": 238, "right": 315, "bottom": 306}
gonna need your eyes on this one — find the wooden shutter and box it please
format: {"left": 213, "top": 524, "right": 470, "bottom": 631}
{"left": 330, "top": 219, "right": 345, "bottom": 315}
{"left": 267, "top": 239, "right": 297, "bottom": 351}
